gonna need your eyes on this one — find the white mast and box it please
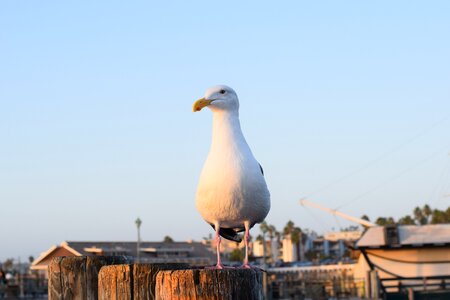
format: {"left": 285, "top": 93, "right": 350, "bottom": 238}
{"left": 299, "top": 199, "right": 376, "bottom": 228}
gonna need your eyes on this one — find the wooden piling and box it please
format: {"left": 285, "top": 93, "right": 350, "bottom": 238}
{"left": 48, "top": 256, "right": 129, "bottom": 300}
{"left": 155, "top": 268, "right": 263, "bottom": 300}
{"left": 98, "top": 263, "right": 189, "bottom": 300}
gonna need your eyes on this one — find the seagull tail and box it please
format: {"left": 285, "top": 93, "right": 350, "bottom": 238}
{"left": 210, "top": 224, "right": 243, "bottom": 242}
{"left": 219, "top": 228, "right": 243, "bottom": 243}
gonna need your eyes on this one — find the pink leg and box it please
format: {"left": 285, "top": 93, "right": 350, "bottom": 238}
{"left": 215, "top": 223, "right": 224, "bottom": 269}
{"left": 242, "top": 221, "right": 251, "bottom": 269}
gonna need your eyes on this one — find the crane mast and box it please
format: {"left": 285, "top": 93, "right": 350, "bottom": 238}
{"left": 299, "top": 199, "right": 376, "bottom": 228}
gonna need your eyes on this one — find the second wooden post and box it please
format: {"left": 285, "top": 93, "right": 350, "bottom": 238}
{"left": 155, "top": 268, "right": 263, "bottom": 300}
{"left": 98, "top": 263, "right": 189, "bottom": 300}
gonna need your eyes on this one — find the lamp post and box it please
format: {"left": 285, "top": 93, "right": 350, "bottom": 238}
{"left": 135, "top": 218, "right": 142, "bottom": 263}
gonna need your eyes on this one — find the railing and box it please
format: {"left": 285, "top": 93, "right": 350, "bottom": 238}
{"left": 267, "top": 264, "right": 364, "bottom": 299}
{"left": 269, "top": 263, "right": 355, "bottom": 273}
{"left": 381, "top": 275, "right": 450, "bottom": 293}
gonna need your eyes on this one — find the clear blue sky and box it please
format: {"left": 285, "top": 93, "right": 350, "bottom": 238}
{"left": 1, "top": 1, "right": 449, "bottom": 261}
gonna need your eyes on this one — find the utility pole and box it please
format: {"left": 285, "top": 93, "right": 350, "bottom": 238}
{"left": 135, "top": 218, "right": 142, "bottom": 263}
{"left": 261, "top": 232, "right": 268, "bottom": 299}
{"left": 18, "top": 256, "right": 24, "bottom": 298}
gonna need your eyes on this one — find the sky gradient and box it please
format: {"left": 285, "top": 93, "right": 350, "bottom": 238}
{"left": 1, "top": 1, "right": 449, "bottom": 261}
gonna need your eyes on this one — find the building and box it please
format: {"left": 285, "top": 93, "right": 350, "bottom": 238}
{"left": 355, "top": 224, "right": 450, "bottom": 299}
{"left": 31, "top": 240, "right": 216, "bottom": 278}
{"left": 281, "top": 230, "right": 362, "bottom": 263}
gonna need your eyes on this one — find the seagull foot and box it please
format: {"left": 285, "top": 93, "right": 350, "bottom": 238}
{"left": 204, "top": 264, "right": 235, "bottom": 270}
{"left": 239, "top": 265, "right": 267, "bottom": 272}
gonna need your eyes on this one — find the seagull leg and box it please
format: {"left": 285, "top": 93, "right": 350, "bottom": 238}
{"left": 215, "top": 222, "right": 224, "bottom": 269}
{"left": 242, "top": 221, "right": 251, "bottom": 269}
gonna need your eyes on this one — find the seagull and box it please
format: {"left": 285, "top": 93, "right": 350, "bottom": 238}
{"left": 193, "top": 85, "right": 270, "bottom": 268}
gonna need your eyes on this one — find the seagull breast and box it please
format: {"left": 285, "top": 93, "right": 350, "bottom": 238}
{"left": 195, "top": 107, "right": 270, "bottom": 229}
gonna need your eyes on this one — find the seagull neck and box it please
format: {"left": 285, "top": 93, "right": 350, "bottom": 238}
{"left": 211, "top": 111, "right": 245, "bottom": 146}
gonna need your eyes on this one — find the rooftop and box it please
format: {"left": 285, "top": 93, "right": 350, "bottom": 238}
{"left": 31, "top": 240, "right": 216, "bottom": 270}
{"left": 357, "top": 224, "right": 450, "bottom": 248}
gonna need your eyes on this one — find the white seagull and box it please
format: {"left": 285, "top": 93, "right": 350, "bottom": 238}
{"left": 193, "top": 85, "right": 270, "bottom": 268}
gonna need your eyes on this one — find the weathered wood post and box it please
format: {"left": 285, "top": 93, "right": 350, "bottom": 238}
{"left": 98, "top": 263, "right": 189, "bottom": 300}
{"left": 48, "top": 256, "right": 129, "bottom": 300}
{"left": 155, "top": 269, "right": 263, "bottom": 300}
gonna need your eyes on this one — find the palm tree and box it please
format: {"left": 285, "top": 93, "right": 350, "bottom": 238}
{"left": 375, "top": 217, "right": 395, "bottom": 226}
{"left": 361, "top": 214, "right": 370, "bottom": 222}
{"left": 283, "top": 220, "right": 304, "bottom": 261}
{"left": 259, "top": 222, "right": 270, "bottom": 266}
{"left": 163, "top": 236, "right": 174, "bottom": 243}
{"left": 413, "top": 206, "right": 427, "bottom": 225}
{"left": 423, "top": 204, "right": 432, "bottom": 224}
{"left": 398, "top": 215, "right": 415, "bottom": 225}
{"left": 268, "top": 225, "right": 276, "bottom": 241}
{"left": 260, "top": 221, "right": 270, "bottom": 236}
{"left": 283, "top": 220, "right": 295, "bottom": 238}
{"left": 256, "top": 234, "right": 264, "bottom": 243}
{"left": 430, "top": 207, "right": 450, "bottom": 224}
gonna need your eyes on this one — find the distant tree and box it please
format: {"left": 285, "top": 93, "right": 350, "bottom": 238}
{"left": 229, "top": 249, "right": 244, "bottom": 261}
{"left": 268, "top": 224, "right": 276, "bottom": 241}
{"left": 282, "top": 220, "right": 295, "bottom": 238}
{"left": 304, "top": 250, "right": 317, "bottom": 261}
{"left": 163, "top": 236, "right": 174, "bottom": 243}
{"left": 423, "top": 204, "right": 432, "bottom": 223}
{"left": 283, "top": 220, "right": 305, "bottom": 260}
{"left": 341, "top": 225, "right": 359, "bottom": 231}
{"left": 373, "top": 205, "right": 449, "bottom": 226}
{"left": 259, "top": 221, "right": 270, "bottom": 237}
{"left": 414, "top": 206, "right": 427, "bottom": 225}
{"left": 275, "top": 230, "right": 281, "bottom": 243}
{"left": 28, "top": 256, "right": 34, "bottom": 264}
{"left": 398, "top": 215, "right": 415, "bottom": 225}
{"left": 361, "top": 215, "right": 370, "bottom": 222}
{"left": 2, "top": 259, "right": 13, "bottom": 271}
{"left": 304, "top": 250, "right": 327, "bottom": 261}
{"left": 431, "top": 208, "right": 450, "bottom": 224}
{"left": 255, "top": 234, "right": 264, "bottom": 243}
{"left": 375, "top": 217, "right": 395, "bottom": 226}
{"left": 291, "top": 227, "right": 302, "bottom": 245}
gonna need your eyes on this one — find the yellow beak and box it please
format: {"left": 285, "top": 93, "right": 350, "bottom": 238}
{"left": 192, "top": 98, "right": 213, "bottom": 112}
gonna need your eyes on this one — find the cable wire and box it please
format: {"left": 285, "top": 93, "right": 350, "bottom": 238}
{"left": 336, "top": 143, "right": 450, "bottom": 210}
{"left": 303, "top": 114, "right": 450, "bottom": 199}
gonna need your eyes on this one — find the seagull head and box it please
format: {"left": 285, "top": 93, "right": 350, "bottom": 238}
{"left": 192, "top": 85, "right": 239, "bottom": 113}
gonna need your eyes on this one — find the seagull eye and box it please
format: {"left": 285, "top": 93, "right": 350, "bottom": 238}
{"left": 219, "top": 89, "right": 226, "bottom": 94}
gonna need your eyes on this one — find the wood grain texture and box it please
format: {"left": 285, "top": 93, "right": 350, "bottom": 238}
{"left": 48, "top": 257, "right": 64, "bottom": 300}
{"left": 155, "top": 269, "right": 263, "bottom": 300}
{"left": 98, "top": 264, "right": 133, "bottom": 300}
{"left": 48, "top": 256, "right": 129, "bottom": 300}
{"left": 134, "top": 263, "right": 189, "bottom": 300}
{"left": 61, "top": 256, "right": 87, "bottom": 300}
{"left": 98, "top": 263, "right": 189, "bottom": 300}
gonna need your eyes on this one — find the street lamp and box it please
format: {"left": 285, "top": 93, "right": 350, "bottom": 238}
{"left": 135, "top": 218, "right": 142, "bottom": 263}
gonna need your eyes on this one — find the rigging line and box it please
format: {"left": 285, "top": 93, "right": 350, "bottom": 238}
{"left": 336, "top": 143, "right": 450, "bottom": 210}
{"left": 430, "top": 154, "right": 450, "bottom": 205}
{"left": 302, "top": 205, "right": 330, "bottom": 233}
{"left": 302, "top": 114, "right": 450, "bottom": 199}
{"left": 333, "top": 214, "right": 343, "bottom": 231}
{"left": 438, "top": 154, "right": 450, "bottom": 202}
